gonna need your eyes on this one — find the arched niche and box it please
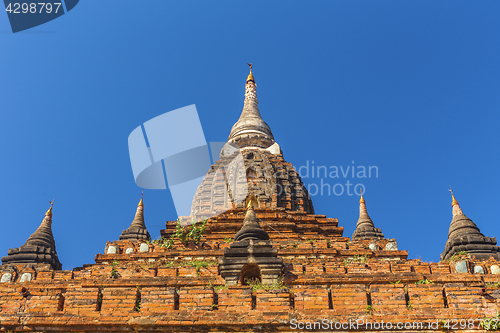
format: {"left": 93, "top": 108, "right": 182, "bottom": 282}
{"left": 240, "top": 263, "right": 261, "bottom": 286}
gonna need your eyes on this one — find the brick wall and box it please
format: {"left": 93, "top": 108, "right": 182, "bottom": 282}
{"left": 178, "top": 287, "right": 213, "bottom": 311}
{"left": 141, "top": 287, "right": 176, "bottom": 314}
{"left": 255, "top": 289, "right": 290, "bottom": 311}
{"left": 294, "top": 285, "right": 329, "bottom": 310}
{"left": 370, "top": 284, "right": 407, "bottom": 314}
{"left": 217, "top": 287, "right": 252, "bottom": 311}
{"left": 65, "top": 287, "right": 99, "bottom": 316}
{"left": 330, "top": 283, "right": 367, "bottom": 314}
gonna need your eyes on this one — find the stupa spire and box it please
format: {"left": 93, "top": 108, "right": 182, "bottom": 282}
{"left": 119, "top": 192, "right": 151, "bottom": 241}
{"left": 352, "top": 190, "right": 385, "bottom": 241}
{"left": 227, "top": 64, "right": 275, "bottom": 149}
{"left": 441, "top": 189, "right": 500, "bottom": 261}
{"left": 234, "top": 197, "right": 269, "bottom": 241}
{"left": 449, "top": 188, "right": 464, "bottom": 216}
{"left": 1, "top": 201, "right": 62, "bottom": 270}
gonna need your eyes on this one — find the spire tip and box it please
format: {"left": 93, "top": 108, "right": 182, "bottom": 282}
{"left": 45, "top": 200, "right": 54, "bottom": 216}
{"left": 138, "top": 190, "right": 144, "bottom": 207}
{"left": 449, "top": 186, "right": 458, "bottom": 206}
{"left": 246, "top": 63, "right": 255, "bottom": 82}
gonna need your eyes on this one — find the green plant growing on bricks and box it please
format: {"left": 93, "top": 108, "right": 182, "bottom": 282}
{"left": 415, "top": 278, "right": 434, "bottom": 285}
{"left": 343, "top": 254, "right": 369, "bottom": 266}
{"left": 207, "top": 281, "right": 228, "bottom": 292}
{"left": 244, "top": 277, "right": 287, "bottom": 292}
{"left": 160, "top": 218, "right": 208, "bottom": 249}
{"left": 485, "top": 282, "right": 500, "bottom": 288}
{"left": 110, "top": 260, "right": 119, "bottom": 279}
{"left": 134, "top": 285, "right": 142, "bottom": 311}
{"left": 445, "top": 251, "right": 470, "bottom": 263}
{"left": 162, "top": 259, "right": 217, "bottom": 275}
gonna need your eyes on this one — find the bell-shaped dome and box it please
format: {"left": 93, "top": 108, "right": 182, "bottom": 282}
{"left": 227, "top": 66, "right": 275, "bottom": 149}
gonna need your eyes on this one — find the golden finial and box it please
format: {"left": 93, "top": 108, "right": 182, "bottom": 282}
{"left": 246, "top": 194, "right": 257, "bottom": 208}
{"left": 246, "top": 63, "right": 255, "bottom": 82}
{"left": 449, "top": 186, "right": 458, "bottom": 206}
{"left": 46, "top": 200, "right": 54, "bottom": 216}
{"left": 138, "top": 190, "right": 144, "bottom": 207}
{"left": 359, "top": 188, "right": 365, "bottom": 203}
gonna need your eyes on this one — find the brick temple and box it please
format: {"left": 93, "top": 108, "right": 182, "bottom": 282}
{"left": 1, "top": 67, "right": 500, "bottom": 332}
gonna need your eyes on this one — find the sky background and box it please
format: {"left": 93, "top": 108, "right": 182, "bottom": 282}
{"left": 1, "top": 1, "right": 499, "bottom": 270}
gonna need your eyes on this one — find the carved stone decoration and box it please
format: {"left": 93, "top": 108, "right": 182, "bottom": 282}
{"left": 139, "top": 243, "right": 149, "bottom": 253}
{"left": 384, "top": 241, "right": 397, "bottom": 251}
{"left": 19, "top": 272, "right": 32, "bottom": 282}
{"left": 0, "top": 272, "right": 12, "bottom": 283}
{"left": 454, "top": 260, "right": 468, "bottom": 273}
{"left": 474, "top": 265, "right": 484, "bottom": 274}
{"left": 106, "top": 245, "right": 117, "bottom": 254}
{"left": 219, "top": 205, "right": 283, "bottom": 286}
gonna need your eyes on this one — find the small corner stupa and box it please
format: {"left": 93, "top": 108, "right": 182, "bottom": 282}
{"left": 352, "top": 190, "right": 385, "bottom": 241}
{"left": 119, "top": 193, "right": 150, "bottom": 242}
{"left": 440, "top": 190, "right": 500, "bottom": 261}
{"left": 1, "top": 201, "right": 61, "bottom": 270}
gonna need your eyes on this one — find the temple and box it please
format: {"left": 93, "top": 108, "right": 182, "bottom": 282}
{"left": 0, "top": 67, "right": 499, "bottom": 332}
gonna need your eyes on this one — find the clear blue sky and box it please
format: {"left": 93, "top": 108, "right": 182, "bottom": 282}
{"left": 1, "top": 1, "right": 499, "bottom": 269}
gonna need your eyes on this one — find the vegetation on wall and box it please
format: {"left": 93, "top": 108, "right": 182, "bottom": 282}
{"left": 152, "top": 219, "right": 207, "bottom": 249}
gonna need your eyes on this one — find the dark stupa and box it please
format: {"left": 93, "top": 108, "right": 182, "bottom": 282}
{"left": 219, "top": 199, "right": 283, "bottom": 285}
{"left": 352, "top": 192, "right": 385, "bottom": 241}
{"left": 441, "top": 191, "right": 500, "bottom": 261}
{"left": 119, "top": 195, "right": 151, "bottom": 242}
{"left": 1, "top": 202, "right": 62, "bottom": 270}
{"left": 234, "top": 200, "right": 269, "bottom": 241}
